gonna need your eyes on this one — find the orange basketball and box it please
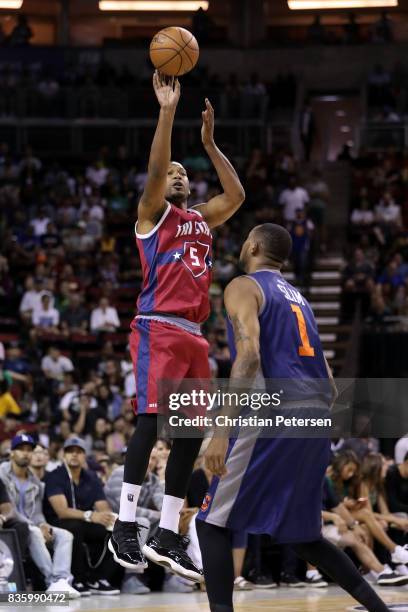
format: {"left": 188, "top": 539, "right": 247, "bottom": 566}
{"left": 150, "top": 26, "right": 199, "bottom": 77}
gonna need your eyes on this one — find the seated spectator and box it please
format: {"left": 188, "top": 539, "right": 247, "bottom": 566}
{"left": 377, "top": 259, "right": 405, "bottom": 289}
{"left": 3, "top": 341, "right": 31, "bottom": 375}
{"left": 61, "top": 292, "right": 89, "bottom": 336}
{"left": 279, "top": 175, "right": 309, "bottom": 223}
{"left": 30, "top": 443, "right": 51, "bottom": 480}
{"left": 0, "top": 473, "right": 30, "bottom": 565}
{"left": 385, "top": 452, "right": 408, "bottom": 516}
{"left": 41, "top": 346, "right": 74, "bottom": 383}
{"left": 0, "top": 434, "right": 79, "bottom": 598}
{"left": 375, "top": 191, "right": 401, "bottom": 244}
{"left": 350, "top": 198, "right": 375, "bottom": 233}
{"left": 19, "top": 276, "right": 42, "bottom": 324}
{"left": 341, "top": 248, "right": 375, "bottom": 319}
{"left": 30, "top": 208, "right": 51, "bottom": 238}
{"left": 394, "top": 435, "right": 408, "bottom": 465}
{"left": 64, "top": 222, "right": 95, "bottom": 254}
{"left": 361, "top": 453, "right": 408, "bottom": 536}
{"left": 106, "top": 416, "right": 127, "bottom": 455}
{"left": 90, "top": 297, "right": 120, "bottom": 333}
{"left": 322, "top": 476, "right": 406, "bottom": 586}
{"left": 31, "top": 292, "right": 60, "bottom": 337}
{"left": 327, "top": 451, "right": 408, "bottom": 566}
{"left": 44, "top": 437, "right": 120, "bottom": 595}
{"left": 0, "top": 361, "right": 27, "bottom": 418}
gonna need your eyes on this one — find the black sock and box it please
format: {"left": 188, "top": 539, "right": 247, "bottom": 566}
{"left": 293, "top": 538, "right": 390, "bottom": 612}
{"left": 164, "top": 434, "right": 203, "bottom": 498}
{"left": 123, "top": 414, "right": 158, "bottom": 485}
{"left": 196, "top": 520, "right": 234, "bottom": 612}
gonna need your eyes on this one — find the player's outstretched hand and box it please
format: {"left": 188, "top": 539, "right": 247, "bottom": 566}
{"left": 201, "top": 98, "right": 215, "bottom": 148}
{"left": 153, "top": 70, "right": 180, "bottom": 111}
{"left": 204, "top": 436, "right": 228, "bottom": 478}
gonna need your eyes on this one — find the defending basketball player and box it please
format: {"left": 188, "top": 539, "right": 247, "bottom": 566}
{"left": 109, "top": 71, "right": 245, "bottom": 580}
{"left": 196, "top": 224, "right": 393, "bottom": 612}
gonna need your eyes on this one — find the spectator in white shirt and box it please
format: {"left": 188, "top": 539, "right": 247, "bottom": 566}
{"left": 86, "top": 161, "right": 109, "bottom": 188}
{"left": 395, "top": 436, "right": 408, "bottom": 465}
{"left": 19, "top": 276, "right": 42, "bottom": 323}
{"left": 90, "top": 297, "right": 120, "bottom": 333}
{"left": 41, "top": 347, "right": 74, "bottom": 382}
{"left": 279, "top": 175, "right": 310, "bottom": 223}
{"left": 32, "top": 293, "right": 60, "bottom": 332}
{"left": 351, "top": 201, "right": 375, "bottom": 227}
{"left": 30, "top": 208, "right": 51, "bottom": 237}
{"left": 375, "top": 191, "right": 401, "bottom": 226}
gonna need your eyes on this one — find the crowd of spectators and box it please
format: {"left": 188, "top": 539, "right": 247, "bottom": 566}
{"left": 0, "top": 58, "right": 296, "bottom": 120}
{"left": 343, "top": 151, "right": 408, "bottom": 326}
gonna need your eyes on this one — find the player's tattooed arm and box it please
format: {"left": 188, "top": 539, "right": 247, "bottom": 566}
{"left": 205, "top": 277, "right": 261, "bottom": 471}
{"left": 138, "top": 71, "right": 181, "bottom": 233}
{"left": 225, "top": 277, "right": 262, "bottom": 382}
{"left": 192, "top": 99, "right": 245, "bottom": 228}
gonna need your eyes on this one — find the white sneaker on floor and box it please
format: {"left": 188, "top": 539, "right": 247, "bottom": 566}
{"left": 396, "top": 564, "right": 408, "bottom": 576}
{"left": 162, "top": 574, "right": 195, "bottom": 593}
{"left": 234, "top": 576, "right": 254, "bottom": 591}
{"left": 391, "top": 545, "right": 408, "bottom": 565}
{"left": 46, "top": 578, "right": 81, "bottom": 599}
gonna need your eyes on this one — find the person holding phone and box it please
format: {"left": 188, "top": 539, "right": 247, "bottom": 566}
{"left": 327, "top": 451, "right": 408, "bottom": 568}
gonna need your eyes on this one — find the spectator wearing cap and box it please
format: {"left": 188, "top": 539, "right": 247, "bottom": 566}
{"left": 44, "top": 437, "right": 121, "bottom": 596}
{"left": 0, "top": 434, "right": 79, "bottom": 598}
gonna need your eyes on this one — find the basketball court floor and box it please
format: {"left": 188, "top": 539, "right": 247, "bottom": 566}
{"left": 4, "top": 587, "right": 408, "bottom": 612}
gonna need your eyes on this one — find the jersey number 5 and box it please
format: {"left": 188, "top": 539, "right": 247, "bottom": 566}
{"left": 291, "top": 304, "right": 315, "bottom": 357}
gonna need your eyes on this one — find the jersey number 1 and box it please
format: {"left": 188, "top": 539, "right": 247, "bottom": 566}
{"left": 290, "top": 305, "right": 315, "bottom": 357}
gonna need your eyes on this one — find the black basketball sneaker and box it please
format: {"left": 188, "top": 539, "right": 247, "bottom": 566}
{"left": 108, "top": 519, "right": 148, "bottom": 569}
{"left": 142, "top": 527, "right": 204, "bottom": 583}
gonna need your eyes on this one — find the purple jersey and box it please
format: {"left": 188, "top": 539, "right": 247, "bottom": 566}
{"left": 227, "top": 269, "right": 331, "bottom": 404}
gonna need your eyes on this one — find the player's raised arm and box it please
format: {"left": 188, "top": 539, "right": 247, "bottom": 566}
{"left": 138, "top": 71, "right": 181, "bottom": 234}
{"left": 192, "top": 99, "right": 245, "bottom": 228}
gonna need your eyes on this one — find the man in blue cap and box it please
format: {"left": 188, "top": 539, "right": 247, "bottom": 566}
{"left": 0, "top": 434, "right": 80, "bottom": 598}
{"left": 44, "top": 437, "right": 120, "bottom": 596}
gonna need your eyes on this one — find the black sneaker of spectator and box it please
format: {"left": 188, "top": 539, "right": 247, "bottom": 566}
{"left": 376, "top": 570, "right": 408, "bottom": 586}
{"left": 109, "top": 519, "right": 148, "bottom": 569}
{"left": 72, "top": 582, "right": 91, "bottom": 596}
{"left": 143, "top": 527, "right": 204, "bottom": 583}
{"left": 247, "top": 571, "right": 277, "bottom": 589}
{"left": 280, "top": 573, "right": 306, "bottom": 587}
{"left": 86, "top": 579, "right": 120, "bottom": 595}
{"left": 304, "top": 574, "right": 328, "bottom": 587}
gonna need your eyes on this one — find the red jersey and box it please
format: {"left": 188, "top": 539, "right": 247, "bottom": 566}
{"left": 135, "top": 203, "right": 212, "bottom": 324}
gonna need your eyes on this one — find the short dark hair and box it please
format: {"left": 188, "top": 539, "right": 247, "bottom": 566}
{"left": 253, "top": 223, "right": 292, "bottom": 263}
{"left": 403, "top": 451, "right": 408, "bottom": 463}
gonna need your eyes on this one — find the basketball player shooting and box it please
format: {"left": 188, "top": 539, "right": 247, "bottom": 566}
{"left": 196, "top": 224, "right": 391, "bottom": 612}
{"left": 109, "top": 71, "right": 245, "bottom": 581}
